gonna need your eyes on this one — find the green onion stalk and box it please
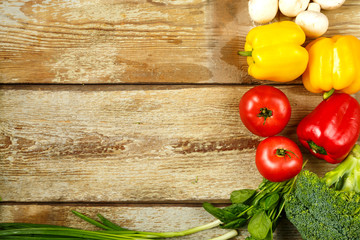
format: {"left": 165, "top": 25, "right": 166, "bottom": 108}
{"left": 0, "top": 171, "right": 301, "bottom": 240}
{"left": 0, "top": 210, "right": 236, "bottom": 240}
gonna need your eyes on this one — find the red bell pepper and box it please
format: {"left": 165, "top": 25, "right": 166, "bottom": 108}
{"left": 297, "top": 93, "right": 360, "bottom": 164}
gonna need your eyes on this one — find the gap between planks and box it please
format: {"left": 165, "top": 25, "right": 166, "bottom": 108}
{"left": 0, "top": 201, "right": 229, "bottom": 208}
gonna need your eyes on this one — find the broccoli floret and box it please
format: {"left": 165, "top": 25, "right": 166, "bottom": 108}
{"left": 285, "top": 193, "right": 344, "bottom": 240}
{"left": 285, "top": 144, "right": 360, "bottom": 240}
{"left": 293, "top": 170, "right": 360, "bottom": 238}
{"left": 349, "top": 215, "right": 360, "bottom": 240}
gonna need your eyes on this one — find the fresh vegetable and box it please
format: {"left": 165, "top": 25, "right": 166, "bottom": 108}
{"left": 295, "top": 3, "right": 329, "bottom": 38}
{"left": 239, "top": 85, "right": 291, "bottom": 137}
{"left": 203, "top": 176, "right": 298, "bottom": 240}
{"left": 297, "top": 93, "right": 360, "bottom": 164}
{"left": 0, "top": 177, "right": 301, "bottom": 240}
{"left": 285, "top": 144, "right": 360, "bottom": 240}
{"left": 323, "top": 144, "right": 360, "bottom": 193}
{"left": 313, "top": 0, "right": 346, "bottom": 10}
{"left": 278, "top": 0, "right": 310, "bottom": 17}
{"left": 0, "top": 211, "right": 237, "bottom": 240}
{"left": 248, "top": 0, "right": 278, "bottom": 24}
{"left": 238, "top": 21, "right": 309, "bottom": 82}
{"left": 0, "top": 169, "right": 301, "bottom": 240}
{"left": 255, "top": 136, "right": 303, "bottom": 182}
{"left": 302, "top": 35, "right": 360, "bottom": 95}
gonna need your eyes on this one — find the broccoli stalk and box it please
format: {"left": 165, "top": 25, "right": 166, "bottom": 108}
{"left": 323, "top": 144, "right": 360, "bottom": 193}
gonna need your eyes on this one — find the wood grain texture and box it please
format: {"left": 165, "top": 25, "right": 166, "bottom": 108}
{"left": 1, "top": 1, "right": 360, "bottom": 239}
{"left": 1, "top": 0, "right": 359, "bottom": 84}
{"left": 0, "top": 204, "right": 303, "bottom": 239}
{"left": 2, "top": 85, "right": 357, "bottom": 202}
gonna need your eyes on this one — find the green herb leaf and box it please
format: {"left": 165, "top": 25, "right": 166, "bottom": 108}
{"left": 260, "top": 193, "right": 280, "bottom": 211}
{"left": 230, "top": 189, "right": 256, "bottom": 204}
{"left": 264, "top": 227, "right": 273, "bottom": 240}
{"left": 220, "top": 218, "right": 247, "bottom": 229}
{"left": 251, "top": 190, "right": 268, "bottom": 206}
{"left": 248, "top": 211, "right": 272, "bottom": 240}
{"left": 247, "top": 205, "right": 263, "bottom": 217}
{"left": 245, "top": 236, "right": 258, "bottom": 240}
{"left": 202, "top": 202, "right": 237, "bottom": 223}
{"left": 223, "top": 203, "right": 249, "bottom": 216}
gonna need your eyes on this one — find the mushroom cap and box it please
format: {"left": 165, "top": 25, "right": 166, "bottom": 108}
{"left": 295, "top": 10, "right": 329, "bottom": 38}
{"left": 248, "top": 0, "right": 278, "bottom": 24}
{"left": 279, "top": 0, "right": 310, "bottom": 17}
{"left": 312, "top": 0, "right": 346, "bottom": 10}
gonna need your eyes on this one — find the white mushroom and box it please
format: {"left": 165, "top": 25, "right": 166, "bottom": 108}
{"left": 279, "top": 0, "right": 310, "bottom": 17}
{"left": 295, "top": 3, "right": 329, "bottom": 38}
{"left": 313, "top": 0, "right": 346, "bottom": 10}
{"left": 248, "top": 0, "right": 278, "bottom": 24}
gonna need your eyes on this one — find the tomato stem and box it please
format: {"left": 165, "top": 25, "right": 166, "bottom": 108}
{"left": 257, "top": 107, "right": 273, "bottom": 125}
{"left": 276, "top": 148, "right": 298, "bottom": 159}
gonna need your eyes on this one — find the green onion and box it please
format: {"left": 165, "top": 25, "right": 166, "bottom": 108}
{"left": 0, "top": 212, "right": 228, "bottom": 240}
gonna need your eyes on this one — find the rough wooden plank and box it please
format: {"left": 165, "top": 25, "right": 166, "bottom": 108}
{"left": 0, "top": 204, "right": 303, "bottom": 239}
{"left": 0, "top": 0, "right": 247, "bottom": 84}
{"left": 1, "top": 85, "right": 354, "bottom": 202}
{"left": 1, "top": 0, "right": 360, "bottom": 84}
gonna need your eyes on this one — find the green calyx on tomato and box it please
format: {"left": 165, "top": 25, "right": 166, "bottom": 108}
{"left": 275, "top": 148, "right": 298, "bottom": 159}
{"left": 257, "top": 107, "right": 273, "bottom": 125}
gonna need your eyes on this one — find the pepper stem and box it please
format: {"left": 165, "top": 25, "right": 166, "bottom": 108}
{"left": 238, "top": 51, "right": 252, "bottom": 57}
{"left": 257, "top": 107, "right": 273, "bottom": 125}
{"left": 323, "top": 88, "right": 335, "bottom": 100}
{"left": 307, "top": 140, "right": 327, "bottom": 155}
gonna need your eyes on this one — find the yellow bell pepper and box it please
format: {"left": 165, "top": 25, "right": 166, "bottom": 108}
{"left": 239, "top": 21, "right": 309, "bottom": 82}
{"left": 302, "top": 35, "right": 360, "bottom": 95}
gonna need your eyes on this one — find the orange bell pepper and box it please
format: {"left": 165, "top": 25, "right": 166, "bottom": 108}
{"left": 302, "top": 35, "right": 360, "bottom": 95}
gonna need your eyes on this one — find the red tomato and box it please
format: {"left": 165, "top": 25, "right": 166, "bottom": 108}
{"left": 256, "top": 136, "right": 303, "bottom": 182}
{"left": 239, "top": 85, "right": 291, "bottom": 137}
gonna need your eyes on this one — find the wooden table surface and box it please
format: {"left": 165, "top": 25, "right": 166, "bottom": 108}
{"left": 1, "top": 1, "right": 360, "bottom": 239}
